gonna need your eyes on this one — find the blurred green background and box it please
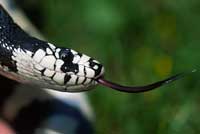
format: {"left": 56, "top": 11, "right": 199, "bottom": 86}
{"left": 16, "top": 0, "right": 199, "bottom": 133}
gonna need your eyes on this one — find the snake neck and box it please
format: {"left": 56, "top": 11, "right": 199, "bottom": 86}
{"left": 0, "top": 6, "right": 49, "bottom": 72}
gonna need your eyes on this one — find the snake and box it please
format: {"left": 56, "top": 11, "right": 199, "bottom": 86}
{"left": 0, "top": 5, "right": 194, "bottom": 93}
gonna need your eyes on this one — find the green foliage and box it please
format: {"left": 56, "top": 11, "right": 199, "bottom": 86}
{"left": 19, "top": 0, "right": 200, "bottom": 133}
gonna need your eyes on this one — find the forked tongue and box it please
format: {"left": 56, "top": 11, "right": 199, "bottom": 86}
{"left": 96, "top": 70, "right": 196, "bottom": 93}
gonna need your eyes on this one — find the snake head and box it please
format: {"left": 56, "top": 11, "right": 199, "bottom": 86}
{"left": 27, "top": 43, "right": 105, "bottom": 92}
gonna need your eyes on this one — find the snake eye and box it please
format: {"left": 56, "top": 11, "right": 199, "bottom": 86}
{"left": 60, "top": 50, "right": 69, "bottom": 60}
{"left": 60, "top": 49, "right": 73, "bottom": 61}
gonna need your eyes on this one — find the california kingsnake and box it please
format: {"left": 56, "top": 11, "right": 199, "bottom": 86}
{"left": 0, "top": 4, "right": 193, "bottom": 94}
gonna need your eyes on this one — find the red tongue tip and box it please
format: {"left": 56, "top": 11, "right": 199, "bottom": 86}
{"left": 96, "top": 70, "right": 195, "bottom": 93}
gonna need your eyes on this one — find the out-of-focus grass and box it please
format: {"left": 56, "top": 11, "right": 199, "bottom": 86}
{"left": 18, "top": 0, "right": 199, "bottom": 134}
